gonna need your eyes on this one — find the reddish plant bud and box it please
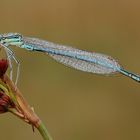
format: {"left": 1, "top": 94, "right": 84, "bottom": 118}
{"left": 0, "top": 91, "right": 15, "bottom": 113}
{"left": 0, "top": 59, "right": 8, "bottom": 78}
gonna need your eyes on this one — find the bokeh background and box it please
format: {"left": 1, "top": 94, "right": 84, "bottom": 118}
{"left": 0, "top": 0, "right": 140, "bottom": 140}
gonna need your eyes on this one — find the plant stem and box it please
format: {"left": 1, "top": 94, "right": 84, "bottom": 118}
{"left": 3, "top": 75, "right": 53, "bottom": 140}
{"left": 37, "top": 120, "right": 53, "bottom": 140}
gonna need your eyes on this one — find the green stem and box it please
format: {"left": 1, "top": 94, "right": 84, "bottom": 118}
{"left": 37, "top": 120, "right": 53, "bottom": 140}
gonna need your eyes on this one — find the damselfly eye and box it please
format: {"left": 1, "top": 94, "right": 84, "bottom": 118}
{"left": 1, "top": 37, "right": 6, "bottom": 40}
{"left": 0, "top": 37, "right": 7, "bottom": 44}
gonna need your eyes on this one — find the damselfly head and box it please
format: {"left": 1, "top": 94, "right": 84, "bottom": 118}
{"left": 0, "top": 33, "right": 23, "bottom": 46}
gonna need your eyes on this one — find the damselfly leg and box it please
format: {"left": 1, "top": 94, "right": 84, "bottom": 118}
{"left": 2, "top": 44, "right": 20, "bottom": 85}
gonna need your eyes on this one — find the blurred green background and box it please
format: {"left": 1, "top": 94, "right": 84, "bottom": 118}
{"left": 0, "top": 0, "right": 140, "bottom": 140}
